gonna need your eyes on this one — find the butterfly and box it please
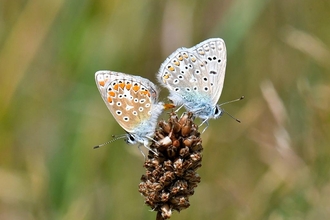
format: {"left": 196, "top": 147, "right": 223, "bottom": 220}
{"left": 157, "top": 38, "right": 227, "bottom": 128}
{"left": 95, "top": 71, "right": 165, "bottom": 154}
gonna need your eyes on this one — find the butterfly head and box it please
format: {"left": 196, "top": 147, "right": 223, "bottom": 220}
{"left": 213, "top": 104, "right": 223, "bottom": 119}
{"left": 125, "top": 133, "right": 138, "bottom": 145}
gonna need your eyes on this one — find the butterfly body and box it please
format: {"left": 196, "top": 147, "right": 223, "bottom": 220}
{"left": 95, "top": 71, "right": 164, "bottom": 147}
{"left": 157, "top": 38, "right": 227, "bottom": 122}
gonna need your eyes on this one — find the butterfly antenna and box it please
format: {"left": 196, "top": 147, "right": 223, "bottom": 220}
{"left": 93, "top": 134, "right": 127, "bottom": 149}
{"left": 218, "top": 96, "right": 244, "bottom": 123}
{"left": 219, "top": 96, "right": 245, "bottom": 107}
{"left": 222, "top": 108, "right": 241, "bottom": 123}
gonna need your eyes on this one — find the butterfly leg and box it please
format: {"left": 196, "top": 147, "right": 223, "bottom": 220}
{"left": 145, "top": 135, "right": 160, "bottom": 146}
{"left": 175, "top": 105, "right": 184, "bottom": 113}
{"left": 142, "top": 142, "right": 158, "bottom": 156}
{"left": 200, "top": 119, "right": 209, "bottom": 133}
{"left": 138, "top": 144, "right": 146, "bottom": 159}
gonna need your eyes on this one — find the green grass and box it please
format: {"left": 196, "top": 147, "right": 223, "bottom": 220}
{"left": 1, "top": 0, "right": 330, "bottom": 219}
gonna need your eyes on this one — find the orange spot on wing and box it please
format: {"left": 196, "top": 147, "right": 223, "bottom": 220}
{"left": 107, "top": 96, "right": 112, "bottom": 103}
{"left": 141, "top": 90, "right": 149, "bottom": 96}
{"left": 167, "top": 66, "right": 175, "bottom": 71}
{"left": 126, "top": 84, "right": 132, "bottom": 90}
{"left": 113, "top": 84, "right": 119, "bottom": 90}
{"left": 99, "top": 80, "right": 105, "bottom": 87}
{"left": 178, "top": 55, "right": 183, "bottom": 61}
{"left": 108, "top": 91, "right": 116, "bottom": 97}
{"left": 119, "top": 82, "right": 125, "bottom": 89}
{"left": 133, "top": 85, "right": 140, "bottom": 92}
{"left": 173, "top": 60, "right": 180, "bottom": 66}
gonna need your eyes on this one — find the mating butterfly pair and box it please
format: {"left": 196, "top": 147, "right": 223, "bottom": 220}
{"left": 95, "top": 38, "right": 227, "bottom": 150}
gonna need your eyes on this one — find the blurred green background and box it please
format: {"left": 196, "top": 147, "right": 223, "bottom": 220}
{"left": 1, "top": 0, "right": 330, "bottom": 219}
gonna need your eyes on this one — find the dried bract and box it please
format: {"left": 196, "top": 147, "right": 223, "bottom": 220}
{"left": 139, "top": 112, "right": 202, "bottom": 219}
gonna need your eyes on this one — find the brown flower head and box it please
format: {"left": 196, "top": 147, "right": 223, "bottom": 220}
{"left": 139, "top": 112, "right": 203, "bottom": 219}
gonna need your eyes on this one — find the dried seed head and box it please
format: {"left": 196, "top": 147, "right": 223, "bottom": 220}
{"left": 139, "top": 112, "right": 203, "bottom": 219}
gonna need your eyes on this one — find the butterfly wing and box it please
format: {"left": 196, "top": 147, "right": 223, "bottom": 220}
{"left": 95, "top": 71, "right": 159, "bottom": 133}
{"left": 158, "top": 38, "right": 226, "bottom": 106}
{"left": 192, "top": 38, "right": 227, "bottom": 104}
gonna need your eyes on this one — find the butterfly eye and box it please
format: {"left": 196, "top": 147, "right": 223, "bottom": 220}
{"left": 214, "top": 107, "right": 219, "bottom": 115}
{"left": 127, "top": 135, "right": 135, "bottom": 142}
{"left": 214, "top": 105, "right": 223, "bottom": 118}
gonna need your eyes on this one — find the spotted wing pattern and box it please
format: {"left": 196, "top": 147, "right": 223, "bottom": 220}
{"left": 95, "top": 71, "right": 159, "bottom": 133}
{"left": 158, "top": 38, "right": 226, "bottom": 107}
